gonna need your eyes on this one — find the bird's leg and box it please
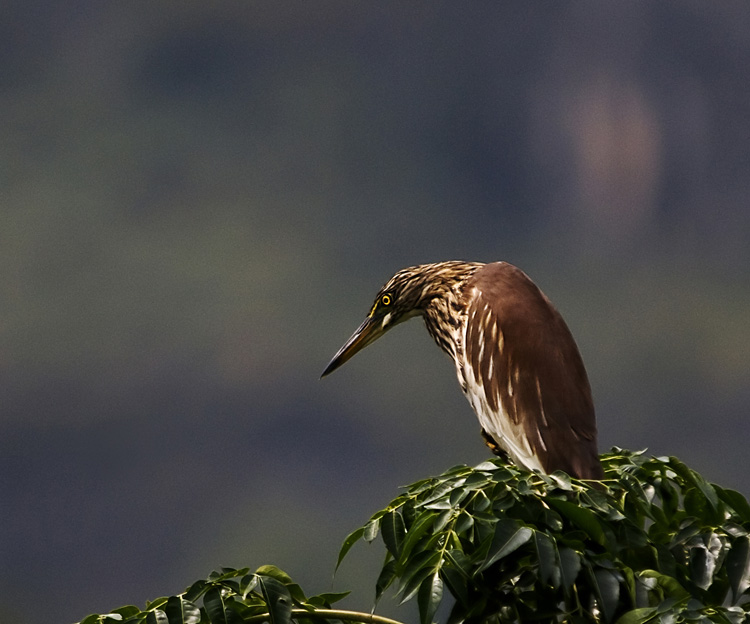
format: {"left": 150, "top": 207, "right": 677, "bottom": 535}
{"left": 481, "top": 429, "right": 510, "bottom": 462}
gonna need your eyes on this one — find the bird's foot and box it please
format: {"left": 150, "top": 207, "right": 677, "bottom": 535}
{"left": 481, "top": 429, "right": 510, "bottom": 462}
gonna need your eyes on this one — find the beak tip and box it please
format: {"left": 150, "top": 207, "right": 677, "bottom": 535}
{"left": 320, "top": 359, "right": 339, "bottom": 378}
{"left": 321, "top": 316, "right": 380, "bottom": 380}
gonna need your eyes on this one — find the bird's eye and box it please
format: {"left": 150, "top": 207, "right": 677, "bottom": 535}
{"left": 380, "top": 294, "right": 392, "bottom": 306}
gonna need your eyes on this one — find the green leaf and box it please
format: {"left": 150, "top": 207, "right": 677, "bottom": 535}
{"left": 717, "top": 487, "right": 750, "bottom": 521}
{"left": 684, "top": 487, "right": 711, "bottom": 519}
{"left": 435, "top": 509, "right": 455, "bottom": 533}
{"left": 534, "top": 531, "right": 560, "bottom": 587}
{"left": 582, "top": 487, "right": 613, "bottom": 512}
{"left": 255, "top": 565, "right": 294, "bottom": 585}
{"left": 489, "top": 464, "right": 517, "bottom": 482}
{"left": 381, "top": 510, "right": 407, "bottom": 559}
{"left": 471, "top": 490, "right": 491, "bottom": 513}
{"left": 672, "top": 521, "right": 701, "bottom": 546}
{"left": 454, "top": 511, "right": 474, "bottom": 537}
{"left": 479, "top": 519, "right": 533, "bottom": 571}
{"left": 656, "top": 479, "right": 679, "bottom": 521}
{"left": 399, "top": 511, "right": 438, "bottom": 563}
{"left": 409, "top": 479, "right": 442, "bottom": 498}
{"left": 305, "top": 591, "right": 351, "bottom": 607}
{"left": 444, "top": 549, "right": 472, "bottom": 579}
{"left": 375, "top": 558, "right": 398, "bottom": 602}
{"left": 397, "top": 550, "right": 441, "bottom": 604}
{"left": 285, "top": 583, "right": 307, "bottom": 604}
{"left": 257, "top": 575, "right": 293, "bottom": 624}
{"left": 614, "top": 606, "right": 658, "bottom": 624}
{"left": 621, "top": 566, "right": 637, "bottom": 605}
{"left": 417, "top": 571, "right": 444, "bottom": 624}
{"left": 336, "top": 526, "right": 365, "bottom": 571}
{"left": 205, "top": 569, "right": 245, "bottom": 593}
{"left": 402, "top": 502, "right": 417, "bottom": 529}
{"left": 463, "top": 471, "right": 491, "bottom": 488}
{"left": 474, "top": 460, "right": 498, "bottom": 471}
{"left": 669, "top": 457, "right": 719, "bottom": 511}
{"left": 548, "top": 498, "right": 608, "bottom": 546}
{"left": 591, "top": 567, "right": 621, "bottom": 623}
{"left": 420, "top": 481, "right": 458, "bottom": 507}
{"left": 440, "top": 562, "right": 469, "bottom": 607}
{"left": 364, "top": 517, "right": 380, "bottom": 543}
{"left": 204, "top": 587, "right": 241, "bottom": 624}
{"left": 558, "top": 546, "right": 582, "bottom": 592}
{"left": 547, "top": 471, "right": 573, "bottom": 491}
{"left": 441, "top": 464, "right": 472, "bottom": 479}
{"left": 424, "top": 498, "right": 453, "bottom": 511}
{"left": 726, "top": 536, "right": 750, "bottom": 603}
{"left": 164, "top": 596, "right": 200, "bottom": 624}
{"left": 639, "top": 570, "right": 690, "bottom": 601}
{"left": 183, "top": 580, "right": 208, "bottom": 603}
{"left": 687, "top": 533, "right": 723, "bottom": 591}
{"left": 240, "top": 574, "right": 258, "bottom": 599}
{"left": 145, "top": 611, "right": 168, "bottom": 624}
{"left": 111, "top": 606, "right": 141, "bottom": 618}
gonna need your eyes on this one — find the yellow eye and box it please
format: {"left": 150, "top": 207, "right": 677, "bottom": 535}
{"left": 380, "top": 294, "right": 392, "bottom": 306}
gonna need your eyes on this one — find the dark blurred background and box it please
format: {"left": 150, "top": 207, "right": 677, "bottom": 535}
{"left": 1, "top": 2, "right": 749, "bottom": 622}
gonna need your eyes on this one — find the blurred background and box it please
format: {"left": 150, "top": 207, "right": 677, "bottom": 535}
{"left": 1, "top": 2, "right": 749, "bottom": 622}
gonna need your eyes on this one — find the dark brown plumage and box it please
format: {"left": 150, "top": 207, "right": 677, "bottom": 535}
{"left": 322, "top": 261, "right": 604, "bottom": 481}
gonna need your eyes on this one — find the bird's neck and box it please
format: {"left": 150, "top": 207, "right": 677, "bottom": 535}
{"left": 418, "top": 263, "right": 479, "bottom": 362}
{"left": 423, "top": 298, "right": 462, "bottom": 361}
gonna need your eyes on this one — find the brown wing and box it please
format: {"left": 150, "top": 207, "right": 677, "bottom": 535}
{"left": 463, "top": 262, "right": 603, "bottom": 480}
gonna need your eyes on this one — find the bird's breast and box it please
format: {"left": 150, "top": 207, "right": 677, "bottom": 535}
{"left": 458, "top": 361, "right": 545, "bottom": 473}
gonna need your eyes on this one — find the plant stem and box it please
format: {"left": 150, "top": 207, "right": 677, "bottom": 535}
{"left": 244, "top": 608, "right": 407, "bottom": 624}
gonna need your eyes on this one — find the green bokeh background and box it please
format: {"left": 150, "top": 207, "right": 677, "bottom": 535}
{"left": 1, "top": 3, "right": 749, "bottom": 623}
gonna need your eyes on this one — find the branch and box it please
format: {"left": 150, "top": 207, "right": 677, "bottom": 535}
{"left": 243, "top": 608, "right": 408, "bottom": 624}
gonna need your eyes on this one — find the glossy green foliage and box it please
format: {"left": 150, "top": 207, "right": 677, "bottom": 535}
{"left": 340, "top": 449, "right": 750, "bottom": 624}
{"left": 76, "top": 565, "right": 350, "bottom": 624}
{"left": 77, "top": 450, "right": 750, "bottom": 624}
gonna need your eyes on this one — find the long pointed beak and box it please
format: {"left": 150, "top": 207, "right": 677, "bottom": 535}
{"left": 321, "top": 316, "right": 385, "bottom": 377}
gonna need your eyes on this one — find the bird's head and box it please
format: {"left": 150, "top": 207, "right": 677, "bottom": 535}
{"left": 321, "top": 267, "right": 424, "bottom": 377}
{"left": 321, "top": 261, "right": 481, "bottom": 377}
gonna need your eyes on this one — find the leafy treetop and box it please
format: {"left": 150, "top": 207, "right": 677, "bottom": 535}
{"left": 79, "top": 449, "right": 750, "bottom": 624}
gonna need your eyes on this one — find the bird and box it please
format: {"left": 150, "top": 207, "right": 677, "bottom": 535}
{"left": 321, "top": 261, "right": 604, "bottom": 481}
